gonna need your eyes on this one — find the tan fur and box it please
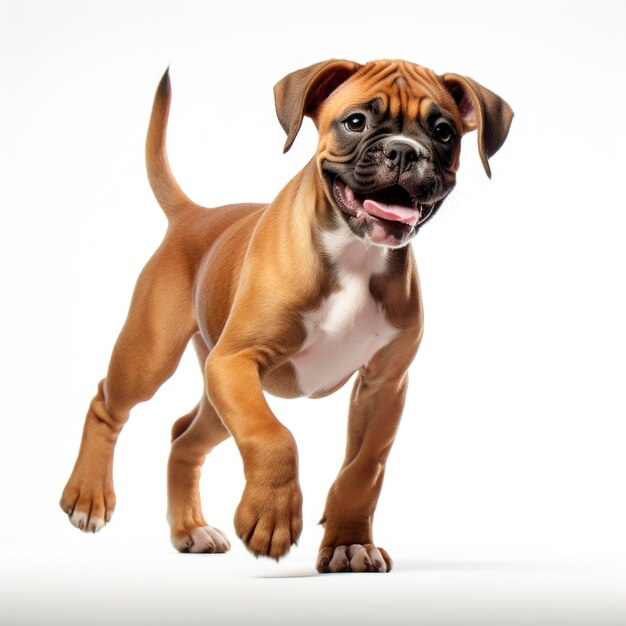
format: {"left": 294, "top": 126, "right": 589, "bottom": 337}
{"left": 60, "top": 59, "right": 512, "bottom": 571}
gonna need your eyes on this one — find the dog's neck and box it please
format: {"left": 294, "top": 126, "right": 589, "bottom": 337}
{"left": 320, "top": 226, "right": 389, "bottom": 277}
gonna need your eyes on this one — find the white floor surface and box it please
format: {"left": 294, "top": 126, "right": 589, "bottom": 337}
{"left": 2, "top": 549, "right": 625, "bottom": 626}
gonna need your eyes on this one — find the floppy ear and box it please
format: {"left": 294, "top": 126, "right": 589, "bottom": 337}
{"left": 442, "top": 74, "right": 514, "bottom": 178}
{"left": 274, "top": 59, "right": 361, "bottom": 153}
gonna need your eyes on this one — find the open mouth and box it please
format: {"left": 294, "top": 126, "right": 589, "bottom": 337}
{"left": 331, "top": 179, "right": 436, "bottom": 230}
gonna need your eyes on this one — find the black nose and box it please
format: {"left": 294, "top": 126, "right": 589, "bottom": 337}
{"left": 382, "top": 139, "right": 422, "bottom": 172}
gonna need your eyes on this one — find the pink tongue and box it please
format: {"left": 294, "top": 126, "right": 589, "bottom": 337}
{"left": 363, "top": 199, "right": 420, "bottom": 226}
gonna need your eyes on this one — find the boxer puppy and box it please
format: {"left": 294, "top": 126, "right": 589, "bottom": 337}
{"left": 60, "top": 59, "right": 513, "bottom": 573}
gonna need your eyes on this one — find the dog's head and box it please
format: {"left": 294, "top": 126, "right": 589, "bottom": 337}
{"left": 274, "top": 59, "right": 513, "bottom": 248}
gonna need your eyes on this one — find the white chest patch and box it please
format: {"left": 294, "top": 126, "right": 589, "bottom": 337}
{"left": 290, "top": 230, "right": 398, "bottom": 397}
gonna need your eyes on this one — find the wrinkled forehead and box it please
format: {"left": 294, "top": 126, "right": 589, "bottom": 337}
{"left": 322, "top": 60, "right": 457, "bottom": 121}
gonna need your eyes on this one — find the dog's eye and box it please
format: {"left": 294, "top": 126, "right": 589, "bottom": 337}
{"left": 433, "top": 121, "right": 455, "bottom": 144}
{"left": 344, "top": 113, "right": 366, "bottom": 133}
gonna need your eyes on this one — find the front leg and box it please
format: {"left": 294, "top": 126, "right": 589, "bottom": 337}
{"left": 205, "top": 348, "right": 303, "bottom": 559}
{"left": 317, "top": 339, "right": 415, "bottom": 573}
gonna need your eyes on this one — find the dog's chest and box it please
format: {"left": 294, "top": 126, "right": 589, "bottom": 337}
{"left": 290, "top": 233, "right": 398, "bottom": 397}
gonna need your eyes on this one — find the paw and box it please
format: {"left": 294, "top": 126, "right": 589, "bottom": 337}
{"left": 171, "top": 525, "right": 231, "bottom": 554}
{"left": 235, "top": 479, "right": 303, "bottom": 559}
{"left": 316, "top": 544, "right": 392, "bottom": 573}
{"left": 60, "top": 478, "right": 115, "bottom": 534}
{"left": 67, "top": 509, "right": 108, "bottom": 533}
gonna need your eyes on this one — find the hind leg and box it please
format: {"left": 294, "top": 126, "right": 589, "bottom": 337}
{"left": 167, "top": 334, "right": 231, "bottom": 553}
{"left": 167, "top": 394, "right": 231, "bottom": 553}
{"left": 60, "top": 247, "right": 197, "bottom": 532}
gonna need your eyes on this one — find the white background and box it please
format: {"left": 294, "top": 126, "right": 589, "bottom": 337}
{"left": 2, "top": 1, "right": 626, "bottom": 624}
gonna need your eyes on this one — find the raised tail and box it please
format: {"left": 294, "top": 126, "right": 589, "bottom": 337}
{"left": 146, "top": 68, "right": 196, "bottom": 219}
